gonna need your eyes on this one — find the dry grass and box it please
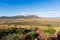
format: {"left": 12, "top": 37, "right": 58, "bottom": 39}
{"left": 0, "top": 18, "right": 60, "bottom": 32}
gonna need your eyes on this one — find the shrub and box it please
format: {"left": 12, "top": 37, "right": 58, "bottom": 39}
{"left": 46, "top": 24, "right": 51, "bottom": 28}
{"left": 30, "top": 27, "right": 38, "bottom": 31}
{"left": 25, "top": 32, "right": 39, "bottom": 40}
{"left": 44, "top": 28, "right": 56, "bottom": 34}
{"left": 47, "top": 38, "right": 52, "bottom": 40}
{"left": 6, "top": 27, "right": 17, "bottom": 34}
{"left": 6, "top": 34, "right": 19, "bottom": 40}
{"left": 0, "top": 29, "right": 8, "bottom": 38}
{"left": 16, "top": 28, "right": 24, "bottom": 34}
{"left": 22, "top": 28, "right": 31, "bottom": 35}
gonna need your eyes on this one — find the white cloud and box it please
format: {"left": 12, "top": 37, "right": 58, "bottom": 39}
{"left": 39, "top": 11, "right": 60, "bottom": 18}
{"left": 47, "top": 11, "right": 56, "bottom": 14}
{"left": 16, "top": 11, "right": 60, "bottom": 18}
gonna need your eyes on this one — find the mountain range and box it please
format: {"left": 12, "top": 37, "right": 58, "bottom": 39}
{"left": 0, "top": 15, "right": 40, "bottom": 19}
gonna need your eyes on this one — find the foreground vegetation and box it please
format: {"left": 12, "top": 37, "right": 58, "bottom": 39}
{"left": 0, "top": 26, "right": 60, "bottom": 40}
{"left": 0, "top": 18, "right": 60, "bottom": 40}
{"left": 0, "top": 27, "right": 40, "bottom": 40}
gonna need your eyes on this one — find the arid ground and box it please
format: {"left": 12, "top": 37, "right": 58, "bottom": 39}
{"left": 0, "top": 18, "right": 60, "bottom": 32}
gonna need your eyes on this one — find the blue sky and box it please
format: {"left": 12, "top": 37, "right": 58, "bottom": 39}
{"left": 0, "top": 0, "right": 60, "bottom": 18}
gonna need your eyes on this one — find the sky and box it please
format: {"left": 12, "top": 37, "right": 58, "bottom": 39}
{"left": 0, "top": 0, "right": 60, "bottom": 18}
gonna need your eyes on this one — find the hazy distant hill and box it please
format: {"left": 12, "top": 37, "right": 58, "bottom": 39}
{"left": 0, "top": 15, "right": 40, "bottom": 19}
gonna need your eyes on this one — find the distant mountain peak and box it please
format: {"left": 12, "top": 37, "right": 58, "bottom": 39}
{"left": 0, "top": 15, "right": 40, "bottom": 19}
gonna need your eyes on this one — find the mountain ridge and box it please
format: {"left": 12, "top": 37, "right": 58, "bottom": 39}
{"left": 0, "top": 15, "right": 40, "bottom": 19}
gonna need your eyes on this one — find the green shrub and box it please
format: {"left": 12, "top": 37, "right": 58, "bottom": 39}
{"left": 47, "top": 38, "right": 52, "bottom": 40}
{"left": 16, "top": 28, "right": 24, "bottom": 34}
{"left": 6, "top": 34, "right": 19, "bottom": 40}
{"left": 6, "top": 27, "right": 17, "bottom": 34}
{"left": 22, "top": 28, "right": 31, "bottom": 35}
{"left": 44, "top": 28, "right": 56, "bottom": 34}
{"left": 26, "top": 32, "right": 39, "bottom": 38}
